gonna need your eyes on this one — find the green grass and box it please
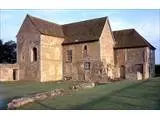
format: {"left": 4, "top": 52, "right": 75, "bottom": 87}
{"left": 0, "top": 81, "right": 72, "bottom": 99}
{"left": 0, "top": 77, "right": 160, "bottom": 110}
{"left": 0, "top": 80, "right": 73, "bottom": 109}
{"left": 21, "top": 77, "right": 160, "bottom": 110}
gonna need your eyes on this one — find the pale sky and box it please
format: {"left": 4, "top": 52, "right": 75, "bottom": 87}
{"left": 0, "top": 9, "right": 160, "bottom": 64}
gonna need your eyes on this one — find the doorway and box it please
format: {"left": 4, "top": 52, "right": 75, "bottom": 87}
{"left": 13, "top": 69, "right": 17, "bottom": 80}
{"left": 120, "top": 65, "right": 125, "bottom": 79}
{"left": 135, "top": 64, "right": 143, "bottom": 80}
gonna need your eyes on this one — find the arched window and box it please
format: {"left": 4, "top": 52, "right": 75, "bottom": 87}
{"left": 84, "top": 45, "right": 87, "bottom": 50}
{"left": 83, "top": 45, "right": 87, "bottom": 57}
{"left": 32, "top": 47, "right": 37, "bottom": 62}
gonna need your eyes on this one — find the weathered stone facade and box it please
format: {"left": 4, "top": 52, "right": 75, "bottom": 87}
{"left": 0, "top": 15, "right": 156, "bottom": 82}
{"left": 0, "top": 64, "right": 19, "bottom": 81}
{"left": 63, "top": 41, "right": 101, "bottom": 81}
{"left": 62, "top": 19, "right": 115, "bottom": 81}
{"left": 99, "top": 19, "right": 115, "bottom": 79}
{"left": 40, "top": 35, "right": 64, "bottom": 82}
{"left": 114, "top": 47, "right": 155, "bottom": 80}
{"left": 16, "top": 16, "right": 41, "bottom": 81}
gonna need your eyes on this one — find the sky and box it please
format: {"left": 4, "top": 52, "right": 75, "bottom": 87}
{"left": 0, "top": 9, "right": 160, "bottom": 64}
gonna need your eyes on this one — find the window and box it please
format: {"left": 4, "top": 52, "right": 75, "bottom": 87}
{"left": 83, "top": 45, "right": 88, "bottom": 57}
{"left": 31, "top": 47, "right": 37, "bottom": 62}
{"left": 84, "top": 62, "right": 90, "bottom": 70}
{"left": 135, "top": 64, "right": 143, "bottom": 73}
{"left": 66, "top": 50, "right": 72, "bottom": 62}
{"left": 84, "top": 45, "right": 87, "bottom": 50}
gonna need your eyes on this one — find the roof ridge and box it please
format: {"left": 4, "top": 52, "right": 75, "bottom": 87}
{"left": 27, "top": 14, "right": 61, "bottom": 26}
{"left": 27, "top": 14, "right": 41, "bottom": 33}
{"left": 134, "top": 30, "right": 156, "bottom": 50}
{"left": 26, "top": 14, "right": 64, "bottom": 37}
{"left": 113, "top": 28, "right": 135, "bottom": 32}
{"left": 62, "top": 16, "right": 107, "bottom": 26}
{"left": 27, "top": 14, "right": 108, "bottom": 28}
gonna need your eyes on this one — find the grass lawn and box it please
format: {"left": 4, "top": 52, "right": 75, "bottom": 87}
{"left": 0, "top": 77, "right": 160, "bottom": 110}
{"left": 0, "top": 80, "right": 73, "bottom": 109}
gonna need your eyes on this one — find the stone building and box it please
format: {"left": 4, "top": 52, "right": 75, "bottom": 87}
{"left": 113, "top": 29, "right": 155, "bottom": 80}
{"left": 0, "top": 15, "right": 156, "bottom": 82}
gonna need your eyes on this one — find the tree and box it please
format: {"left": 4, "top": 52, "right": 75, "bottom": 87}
{"left": 0, "top": 39, "right": 3, "bottom": 46}
{"left": 0, "top": 39, "right": 17, "bottom": 64}
{"left": 0, "top": 39, "right": 4, "bottom": 63}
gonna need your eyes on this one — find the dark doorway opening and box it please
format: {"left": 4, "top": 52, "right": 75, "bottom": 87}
{"left": 120, "top": 65, "right": 125, "bottom": 79}
{"left": 13, "top": 69, "right": 17, "bottom": 80}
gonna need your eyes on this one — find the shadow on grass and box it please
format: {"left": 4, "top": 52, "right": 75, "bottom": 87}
{"left": 23, "top": 80, "right": 148, "bottom": 110}
{"left": 33, "top": 101, "right": 57, "bottom": 110}
{"left": 69, "top": 80, "right": 154, "bottom": 110}
{"left": 3, "top": 79, "right": 160, "bottom": 110}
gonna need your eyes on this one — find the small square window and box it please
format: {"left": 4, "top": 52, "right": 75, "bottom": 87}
{"left": 84, "top": 62, "right": 90, "bottom": 70}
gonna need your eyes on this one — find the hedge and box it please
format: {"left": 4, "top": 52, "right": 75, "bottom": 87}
{"left": 155, "top": 64, "right": 160, "bottom": 77}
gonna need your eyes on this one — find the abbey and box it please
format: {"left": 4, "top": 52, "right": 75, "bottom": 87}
{"left": 0, "top": 15, "right": 156, "bottom": 82}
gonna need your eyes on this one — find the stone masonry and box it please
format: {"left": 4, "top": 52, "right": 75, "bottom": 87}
{"left": 0, "top": 15, "right": 156, "bottom": 82}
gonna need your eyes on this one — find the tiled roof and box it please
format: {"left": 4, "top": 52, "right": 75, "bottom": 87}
{"left": 62, "top": 17, "right": 107, "bottom": 45}
{"left": 27, "top": 15, "right": 107, "bottom": 44}
{"left": 26, "top": 15, "right": 155, "bottom": 50}
{"left": 113, "top": 29, "right": 156, "bottom": 50}
{"left": 27, "top": 15, "right": 64, "bottom": 37}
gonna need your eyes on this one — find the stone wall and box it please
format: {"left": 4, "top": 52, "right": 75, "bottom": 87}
{"left": 17, "top": 16, "right": 41, "bottom": 81}
{"left": 63, "top": 41, "right": 101, "bottom": 81}
{"left": 114, "top": 47, "right": 152, "bottom": 80}
{"left": 99, "top": 19, "right": 115, "bottom": 79}
{"left": 40, "top": 35, "right": 64, "bottom": 82}
{"left": 0, "top": 64, "right": 19, "bottom": 81}
{"left": 149, "top": 48, "right": 155, "bottom": 77}
{"left": 114, "top": 49, "right": 125, "bottom": 79}
{"left": 14, "top": 16, "right": 155, "bottom": 82}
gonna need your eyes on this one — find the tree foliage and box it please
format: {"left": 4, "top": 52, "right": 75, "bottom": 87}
{"left": 0, "top": 39, "right": 17, "bottom": 63}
